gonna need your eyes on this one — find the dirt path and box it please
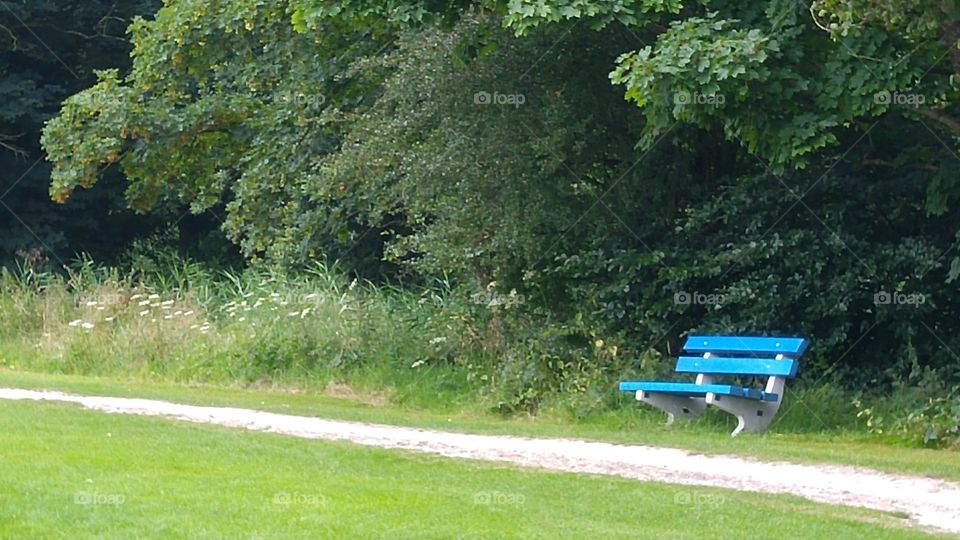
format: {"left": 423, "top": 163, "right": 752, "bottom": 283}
{"left": 2, "top": 387, "right": 959, "bottom": 535}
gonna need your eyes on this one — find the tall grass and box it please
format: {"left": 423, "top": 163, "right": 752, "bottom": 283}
{"left": 0, "top": 258, "right": 501, "bottom": 409}
{"left": 0, "top": 255, "right": 954, "bottom": 446}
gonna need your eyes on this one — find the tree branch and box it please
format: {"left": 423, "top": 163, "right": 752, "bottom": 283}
{"left": 916, "top": 107, "right": 960, "bottom": 135}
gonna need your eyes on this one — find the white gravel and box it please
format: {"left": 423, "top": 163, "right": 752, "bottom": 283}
{"left": 2, "top": 387, "right": 959, "bottom": 535}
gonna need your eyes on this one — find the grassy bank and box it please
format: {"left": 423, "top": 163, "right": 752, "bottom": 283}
{"left": 0, "top": 258, "right": 955, "bottom": 452}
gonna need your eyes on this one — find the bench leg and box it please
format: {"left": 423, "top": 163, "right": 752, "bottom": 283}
{"left": 705, "top": 393, "right": 780, "bottom": 436}
{"left": 705, "top": 377, "right": 786, "bottom": 436}
{"left": 637, "top": 391, "right": 706, "bottom": 425}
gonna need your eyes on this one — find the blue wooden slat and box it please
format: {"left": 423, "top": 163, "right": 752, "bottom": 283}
{"left": 618, "top": 381, "right": 776, "bottom": 401}
{"left": 673, "top": 356, "right": 799, "bottom": 377}
{"left": 682, "top": 335, "right": 808, "bottom": 356}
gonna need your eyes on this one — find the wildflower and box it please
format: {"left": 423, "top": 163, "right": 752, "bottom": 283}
{"left": 411, "top": 360, "right": 426, "bottom": 368}
{"left": 130, "top": 294, "right": 143, "bottom": 301}
{"left": 429, "top": 336, "right": 447, "bottom": 346}
{"left": 288, "top": 311, "right": 299, "bottom": 317}
{"left": 81, "top": 322, "right": 95, "bottom": 330}
{"left": 238, "top": 317, "right": 246, "bottom": 322}
{"left": 68, "top": 319, "right": 82, "bottom": 327}
{"left": 139, "top": 310, "right": 150, "bottom": 317}
{"left": 85, "top": 301, "right": 98, "bottom": 307}
{"left": 595, "top": 339, "right": 604, "bottom": 348}
{"left": 161, "top": 300, "right": 175, "bottom": 307}
{"left": 148, "top": 294, "right": 160, "bottom": 300}
{"left": 163, "top": 315, "right": 173, "bottom": 320}
{"left": 183, "top": 310, "right": 194, "bottom": 316}
{"left": 138, "top": 300, "right": 151, "bottom": 306}
{"left": 105, "top": 317, "right": 115, "bottom": 322}
{"left": 300, "top": 308, "right": 311, "bottom": 318}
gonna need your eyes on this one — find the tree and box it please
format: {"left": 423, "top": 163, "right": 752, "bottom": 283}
{"left": 0, "top": 0, "right": 172, "bottom": 265}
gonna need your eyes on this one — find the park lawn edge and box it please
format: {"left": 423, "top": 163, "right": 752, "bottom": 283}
{"left": 1, "top": 367, "right": 958, "bottom": 482}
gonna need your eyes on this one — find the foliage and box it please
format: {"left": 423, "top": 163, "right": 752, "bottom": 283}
{"left": 31, "top": 0, "right": 960, "bottom": 404}
{"left": 0, "top": 0, "right": 172, "bottom": 264}
{"left": 557, "top": 162, "right": 960, "bottom": 386}
{"left": 855, "top": 386, "right": 960, "bottom": 449}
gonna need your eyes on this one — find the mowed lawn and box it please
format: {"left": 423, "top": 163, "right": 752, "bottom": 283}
{"left": 4, "top": 369, "right": 959, "bottom": 482}
{"left": 0, "top": 400, "right": 944, "bottom": 539}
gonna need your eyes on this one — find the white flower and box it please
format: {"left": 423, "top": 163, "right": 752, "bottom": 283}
{"left": 68, "top": 319, "right": 83, "bottom": 327}
{"left": 148, "top": 294, "right": 160, "bottom": 300}
{"left": 411, "top": 360, "right": 426, "bottom": 368}
{"left": 183, "top": 310, "right": 194, "bottom": 316}
{"left": 429, "top": 336, "right": 447, "bottom": 345}
{"left": 85, "top": 301, "right": 98, "bottom": 307}
{"left": 138, "top": 300, "right": 151, "bottom": 306}
{"left": 288, "top": 311, "right": 299, "bottom": 317}
{"left": 160, "top": 300, "right": 175, "bottom": 306}
{"left": 81, "top": 322, "right": 95, "bottom": 330}
{"left": 139, "top": 310, "right": 150, "bottom": 317}
{"left": 130, "top": 294, "right": 143, "bottom": 301}
{"left": 105, "top": 317, "right": 115, "bottom": 322}
{"left": 300, "top": 308, "right": 311, "bottom": 318}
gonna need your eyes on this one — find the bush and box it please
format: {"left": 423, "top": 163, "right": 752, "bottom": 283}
{"left": 554, "top": 166, "right": 960, "bottom": 391}
{"left": 856, "top": 386, "right": 960, "bottom": 448}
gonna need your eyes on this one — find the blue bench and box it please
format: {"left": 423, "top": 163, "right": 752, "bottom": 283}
{"left": 619, "top": 335, "right": 809, "bottom": 436}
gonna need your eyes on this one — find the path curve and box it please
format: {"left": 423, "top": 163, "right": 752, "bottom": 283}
{"left": 2, "top": 387, "right": 959, "bottom": 534}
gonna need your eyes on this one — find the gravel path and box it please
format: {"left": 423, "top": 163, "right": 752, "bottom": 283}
{"left": 3, "top": 387, "right": 959, "bottom": 535}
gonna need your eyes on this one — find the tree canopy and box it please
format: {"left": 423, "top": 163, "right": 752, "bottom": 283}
{"left": 37, "top": 0, "right": 960, "bottom": 388}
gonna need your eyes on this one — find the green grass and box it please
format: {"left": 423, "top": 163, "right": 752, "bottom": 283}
{"left": 3, "top": 368, "right": 959, "bottom": 483}
{"left": 0, "top": 398, "right": 941, "bottom": 539}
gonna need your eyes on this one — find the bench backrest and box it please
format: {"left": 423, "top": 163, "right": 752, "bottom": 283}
{"left": 674, "top": 335, "right": 808, "bottom": 377}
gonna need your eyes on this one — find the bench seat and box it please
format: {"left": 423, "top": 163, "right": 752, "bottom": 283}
{"left": 618, "top": 381, "right": 778, "bottom": 402}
